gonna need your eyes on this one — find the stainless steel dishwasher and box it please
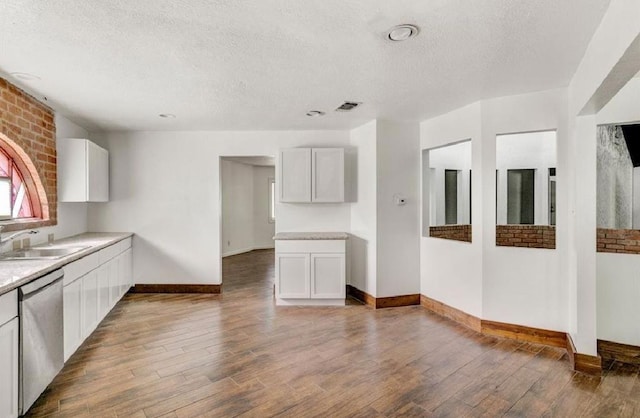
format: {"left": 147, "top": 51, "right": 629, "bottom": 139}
{"left": 19, "top": 269, "right": 64, "bottom": 415}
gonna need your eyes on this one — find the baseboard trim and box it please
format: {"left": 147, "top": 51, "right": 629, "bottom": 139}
{"left": 481, "top": 320, "right": 567, "bottom": 348}
{"left": 420, "top": 294, "right": 481, "bottom": 332}
{"left": 346, "top": 285, "right": 375, "bottom": 307}
{"left": 346, "top": 285, "right": 419, "bottom": 309}
{"left": 131, "top": 284, "right": 222, "bottom": 294}
{"left": 598, "top": 339, "right": 640, "bottom": 365}
{"left": 376, "top": 294, "right": 420, "bottom": 309}
{"left": 420, "top": 293, "right": 602, "bottom": 376}
{"left": 222, "top": 246, "right": 274, "bottom": 258}
{"left": 567, "top": 334, "right": 602, "bottom": 376}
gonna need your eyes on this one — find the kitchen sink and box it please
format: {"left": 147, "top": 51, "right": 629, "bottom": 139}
{"left": 1, "top": 246, "right": 90, "bottom": 260}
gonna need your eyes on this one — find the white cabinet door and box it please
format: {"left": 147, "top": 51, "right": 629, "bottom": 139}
{"left": 276, "top": 253, "right": 310, "bottom": 298}
{"left": 280, "top": 148, "right": 311, "bottom": 202}
{"left": 81, "top": 270, "right": 99, "bottom": 339}
{"left": 86, "top": 141, "right": 109, "bottom": 202}
{"left": 311, "top": 148, "right": 344, "bottom": 202}
{"left": 121, "top": 248, "right": 133, "bottom": 295}
{"left": 63, "top": 279, "right": 82, "bottom": 361}
{"left": 310, "top": 253, "right": 346, "bottom": 299}
{"left": 97, "top": 264, "right": 110, "bottom": 319}
{"left": 58, "top": 138, "right": 109, "bottom": 202}
{"left": 0, "top": 317, "right": 18, "bottom": 418}
{"left": 108, "top": 258, "right": 119, "bottom": 309}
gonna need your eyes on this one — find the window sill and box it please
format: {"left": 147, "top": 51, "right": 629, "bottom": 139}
{"left": 0, "top": 218, "right": 54, "bottom": 232}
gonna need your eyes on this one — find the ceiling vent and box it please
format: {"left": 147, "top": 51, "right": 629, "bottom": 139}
{"left": 335, "top": 101, "right": 361, "bottom": 112}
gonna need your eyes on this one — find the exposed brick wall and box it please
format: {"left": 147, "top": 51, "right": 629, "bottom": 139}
{"left": 0, "top": 77, "right": 56, "bottom": 231}
{"left": 496, "top": 225, "right": 555, "bottom": 249}
{"left": 597, "top": 228, "right": 640, "bottom": 254}
{"left": 429, "top": 225, "right": 472, "bottom": 243}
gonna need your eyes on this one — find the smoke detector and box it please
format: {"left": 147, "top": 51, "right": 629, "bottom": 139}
{"left": 335, "top": 102, "right": 362, "bottom": 112}
{"left": 306, "top": 110, "right": 325, "bottom": 117}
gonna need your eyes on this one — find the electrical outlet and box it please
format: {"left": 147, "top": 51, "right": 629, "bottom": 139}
{"left": 227, "top": 240, "right": 231, "bottom": 246}
{"left": 12, "top": 240, "right": 21, "bottom": 251}
{"left": 22, "top": 237, "right": 31, "bottom": 249}
{"left": 48, "top": 233, "right": 55, "bottom": 244}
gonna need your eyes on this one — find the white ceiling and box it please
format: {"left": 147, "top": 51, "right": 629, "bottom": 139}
{"left": 0, "top": 0, "right": 611, "bottom": 132}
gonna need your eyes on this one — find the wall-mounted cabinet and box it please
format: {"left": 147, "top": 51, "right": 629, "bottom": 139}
{"left": 280, "top": 148, "right": 344, "bottom": 203}
{"left": 58, "top": 138, "right": 109, "bottom": 202}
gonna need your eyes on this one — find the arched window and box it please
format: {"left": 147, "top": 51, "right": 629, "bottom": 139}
{"left": 0, "top": 134, "right": 47, "bottom": 225}
{"left": 0, "top": 148, "right": 35, "bottom": 219}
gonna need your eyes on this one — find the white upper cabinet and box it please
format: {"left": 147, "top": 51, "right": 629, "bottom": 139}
{"left": 280, "top": 148, "right": 312, "bottom": 202}
{"left": 58, "top": 138, "right": 109, "bottom": 202}
{"left": 280, "top": 148, "right": 344, "bottom": 203}
{"left": 311, "top": 148, "right": 344, "bottom": 202}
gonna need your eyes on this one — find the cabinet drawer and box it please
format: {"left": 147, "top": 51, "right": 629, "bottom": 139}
{"left": 276, "top": 240, "right": 345, "bottom": 254}
{"left": 63, "top": 252, "right": 100, "bottom": 286}
{"left": 0, "top": 290, "right": 17, "bottom": 326}
{"left": 99, "top": 243, "right": 121, "bottom": 265}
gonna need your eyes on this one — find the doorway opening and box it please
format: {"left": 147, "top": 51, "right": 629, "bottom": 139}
{"left": 220, "top": 156, "right": 276, "bottom": 297}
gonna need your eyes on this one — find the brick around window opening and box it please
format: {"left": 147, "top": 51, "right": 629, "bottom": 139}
{"left": 496, "top": 225, "right": 556, "bottom": 249}
{"left": 0, "top": 77, "right": 56, "bottom": 231}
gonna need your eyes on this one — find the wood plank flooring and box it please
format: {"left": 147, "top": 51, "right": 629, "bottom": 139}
{"left": 26, "top": 249, "right": 640, "bottom": 417}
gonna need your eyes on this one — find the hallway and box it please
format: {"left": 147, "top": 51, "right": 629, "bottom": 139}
{"left": 25, "top": 250, "right": 640, "bottom": 417}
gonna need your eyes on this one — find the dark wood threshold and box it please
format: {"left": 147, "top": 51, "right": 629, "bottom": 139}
{"left": 130, "top": 284, "right": 222, "bottom": 294}
{"left": 346, "top": 285, "right": 419, "bottom": 309}
{"left": 421, "top": 293, "right": 603, "bottom": 376}
{"left": 598, "top": 339, "right": 640, "bottom": 365}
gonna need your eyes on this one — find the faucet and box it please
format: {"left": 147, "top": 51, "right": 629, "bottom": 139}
{"left": 0, "top": 226, "right": 38, "bottom": 247}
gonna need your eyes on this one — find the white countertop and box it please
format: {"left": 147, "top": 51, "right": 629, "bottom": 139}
{"left": 273, "top": 232, "right": 349, "bottom": 240}
{"left": 0, "top": 232, "right": 132, "bottom": 295}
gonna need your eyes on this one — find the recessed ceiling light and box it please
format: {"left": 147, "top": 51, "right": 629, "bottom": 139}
{"left": 306, "top": 110, "right": 325, "bottom": 117}
{"left": 158, "top": 113, "right": 176, "bottom": 118}
{"left": 386, "top": 24, "right": 420, "bottom": 42}
{"left": 10, "top": 72, "right": 40, "bottom": 81}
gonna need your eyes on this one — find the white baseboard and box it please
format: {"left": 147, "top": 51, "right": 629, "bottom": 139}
{"left": 222, "top": 245, "right": 275, "bottom": 258}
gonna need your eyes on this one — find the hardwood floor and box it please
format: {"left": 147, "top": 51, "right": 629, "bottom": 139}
{"left": 27, "top": 249, "right": 640, "bottom": 417}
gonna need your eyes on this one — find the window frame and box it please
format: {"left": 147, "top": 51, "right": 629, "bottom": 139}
{"left": 0, "top": 148, "right": 36, "bottom": 222}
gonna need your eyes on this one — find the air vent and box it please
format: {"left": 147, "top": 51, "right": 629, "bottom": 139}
{"left": 335, "top": 101, "right": 362, "bottom": 112}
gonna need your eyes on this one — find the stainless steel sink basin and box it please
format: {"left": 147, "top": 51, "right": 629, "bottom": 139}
{"left": 1, "top": 246, "right": 89, "bottom": 260}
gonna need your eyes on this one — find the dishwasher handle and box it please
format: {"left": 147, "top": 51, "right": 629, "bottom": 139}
{"left": 20, "top": 269, "right": 64, "bottom": 297}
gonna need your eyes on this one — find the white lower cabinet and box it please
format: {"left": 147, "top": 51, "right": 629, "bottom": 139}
{"left": 63, "top": 239, "right": 133, "bottom": 361}
{"left": 276, "top": 254, "right": 310, "bottom": 298}
{"left": 275, "top": 239, "right": 346, "bottom": 305}
{"left": 63, "top": 278, "right": 82, "bottom": 361}
{"left": 310, "top": 254, "right": 345, "bottom": 299}
{"left": 81, "top": 270, "right": 99, "bottom": 339}
{"left": 0, "top": 317, "right": 19, "bottom": 418}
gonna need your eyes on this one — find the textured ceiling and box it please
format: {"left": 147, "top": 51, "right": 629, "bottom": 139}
{"left": 0, "top": 0, "right": 611, "bottom": 131}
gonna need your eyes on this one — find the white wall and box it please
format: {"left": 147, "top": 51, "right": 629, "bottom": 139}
{"left": 482, "top": 89, "right": 568, "bottom": 332}
{"left": 568, "top": 0, "right": 640, "bottom": 354}
{"left": 221, "top": 159, "right": 256, "bottom": 256}
{"left": 349, "top": 121, "right": 377, "bottom": 296}
{"left": 25, "top": 114, "right": 90, "bottom": 245}
{"left": 221, "top": 160, "right": 275, "bottom": 257}
{"left": 89, "top": 130, "right": 350, "bottom": 285}
{"left": 421, "top": 102, "right": 484, "bottom": 318}
{"left": 595, "top": 77, "right": 640, "bottom": 347}
{"left": 253, "top": 166, "right": 276, "bottom": 249}
{"left": 376, "top": 120, "right": 420, "bottom": 298}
